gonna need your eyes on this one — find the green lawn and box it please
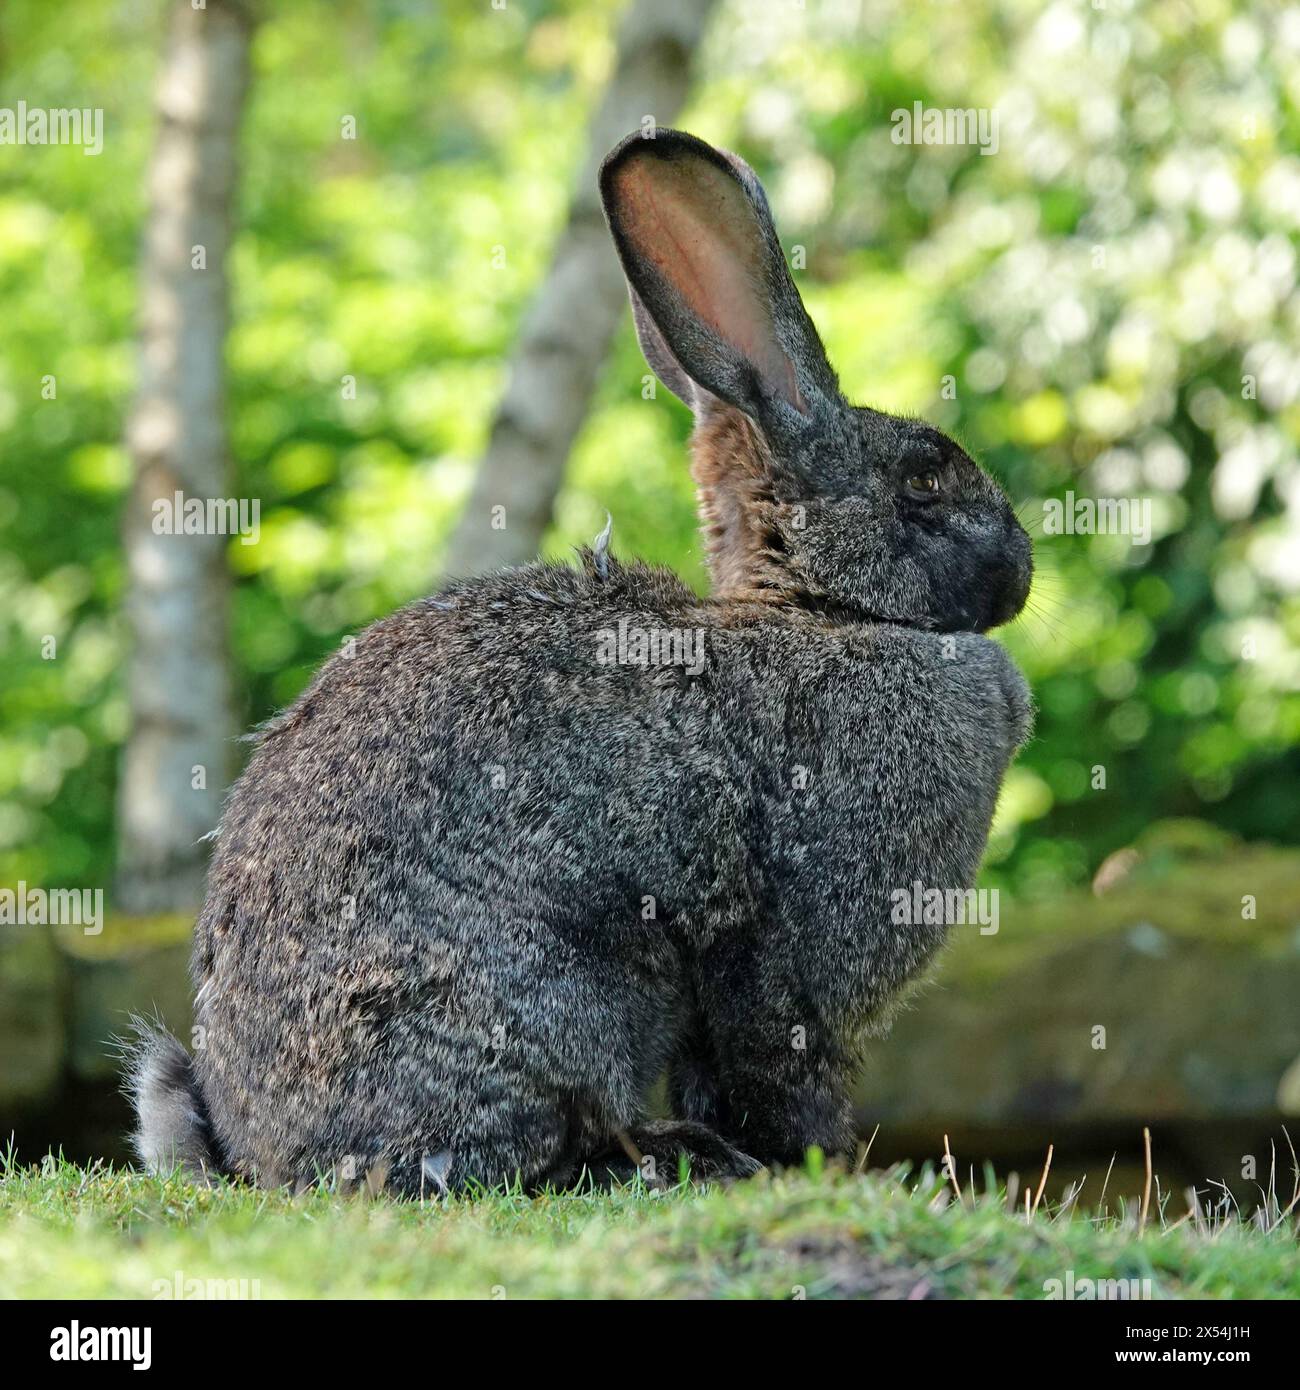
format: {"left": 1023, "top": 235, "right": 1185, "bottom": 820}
{"left": 2, "top": 1153, "right": 1297, "bottom": 1299}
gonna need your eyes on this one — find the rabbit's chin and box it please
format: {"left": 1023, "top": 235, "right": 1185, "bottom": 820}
{"left": 799, "top": 596, "right": 942, "bottom": 633}
{"left": 804, "top": 595, "right": 1022, "bottom": 636}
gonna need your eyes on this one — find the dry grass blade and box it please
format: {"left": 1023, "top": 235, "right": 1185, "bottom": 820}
{"left": 1265, "top": 1128, "right": 1300, "bottom": 1233}
{"left": 1186, "top": 1185, "right": 1205, "bottom": 1236}
{"left": 1206, "top": 1179, "right": 1241, "bottom": 1239}
{"left": 943, "top": 1133, "right": 964, "bottom": 1208}
{"left": 614, "top": 1128, "right": 644, "bottom": 1168}
{"left": 363, "top": 1156, "right": 391, "bottom": 1198}
{"left": 1030, "top": 1143, "right": 1054, "bottom": 1218}
{"left": 855, "top": 1123, "right": 880, "bottom": 1175}
{"left": 1139, "top": 1126, "right": 1153, "bottom": 1236}
{"left": 1096, "top": 1152, "right": 1117, "bottom": 1222}
{"left": 1053, "top": 1177, "right": 1084, "bottom": 1222}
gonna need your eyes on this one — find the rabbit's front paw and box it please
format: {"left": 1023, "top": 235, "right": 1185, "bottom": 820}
{"left": 991, "top": 643, "right": 1033, "bottom": 749}
{"left": 945, "top": 632, "right": 1034, "bottom": 753}
{"left": 593, "top": 1120, "right": 763, "bottom": 1187}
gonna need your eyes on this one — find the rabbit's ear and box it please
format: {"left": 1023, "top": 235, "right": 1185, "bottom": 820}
{"left": 627, "top": 284, "right": 700, "bottom": 409}
{"left": 600, "top": 130, "right": 839, "bottom": 444}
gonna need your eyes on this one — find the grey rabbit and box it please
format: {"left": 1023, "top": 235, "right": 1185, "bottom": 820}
{"left": 128, "top": 129, "right": 1033, "bottom": 1193}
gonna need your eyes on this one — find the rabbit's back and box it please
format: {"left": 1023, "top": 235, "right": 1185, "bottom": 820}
{"left": 190, "top": 556, "right": 726, "bottom": 1187}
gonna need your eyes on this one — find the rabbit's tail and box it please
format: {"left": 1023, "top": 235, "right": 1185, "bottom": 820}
{"left": 123, "top": 1020, "right": 218, "bottom": 1181}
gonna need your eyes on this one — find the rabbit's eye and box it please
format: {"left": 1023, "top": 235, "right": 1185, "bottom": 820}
{"left": 906, "top": 471, "right": 942, "bottom": 499}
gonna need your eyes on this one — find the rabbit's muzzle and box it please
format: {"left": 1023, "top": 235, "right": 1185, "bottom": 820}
{"left": 981, "top": 525, "right": 1034, "bottom": 630}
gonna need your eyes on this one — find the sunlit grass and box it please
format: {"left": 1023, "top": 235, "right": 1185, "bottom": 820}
{"left": 2, "top": 1146, "right": 1295, "bottom": 1300}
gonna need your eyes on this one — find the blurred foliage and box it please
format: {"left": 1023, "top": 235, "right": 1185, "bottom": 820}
{"left": 0, "top": 0, "right": 1297, "bottom": 899}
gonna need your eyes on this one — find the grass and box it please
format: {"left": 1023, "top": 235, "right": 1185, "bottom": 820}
{"left": 2, "top": 1148, "right": 1298, "bottom": 1300}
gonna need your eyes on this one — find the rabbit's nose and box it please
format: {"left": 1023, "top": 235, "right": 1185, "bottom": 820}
{"left": 987, "top": 527, "right": 1033, "bottom": 627}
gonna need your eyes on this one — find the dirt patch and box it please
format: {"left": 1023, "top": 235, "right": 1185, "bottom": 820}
{"left": 776, "top": 1234, "right": 946, "bottom": 1299}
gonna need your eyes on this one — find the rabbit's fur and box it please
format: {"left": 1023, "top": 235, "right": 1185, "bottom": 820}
{"left": 129, "top": 131, "right": 1033, "bottom": 1193}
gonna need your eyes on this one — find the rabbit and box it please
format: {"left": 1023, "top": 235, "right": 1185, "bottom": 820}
{"left": 127, "top": 128, "right": 1033, "bottom": 1195}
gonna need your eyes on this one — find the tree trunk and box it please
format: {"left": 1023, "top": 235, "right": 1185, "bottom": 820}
{"left": 115, "top": 0, "right": 253, "bottom": 916}
{"left": 440, "top": 0, "right": 720, "bottom": 579}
